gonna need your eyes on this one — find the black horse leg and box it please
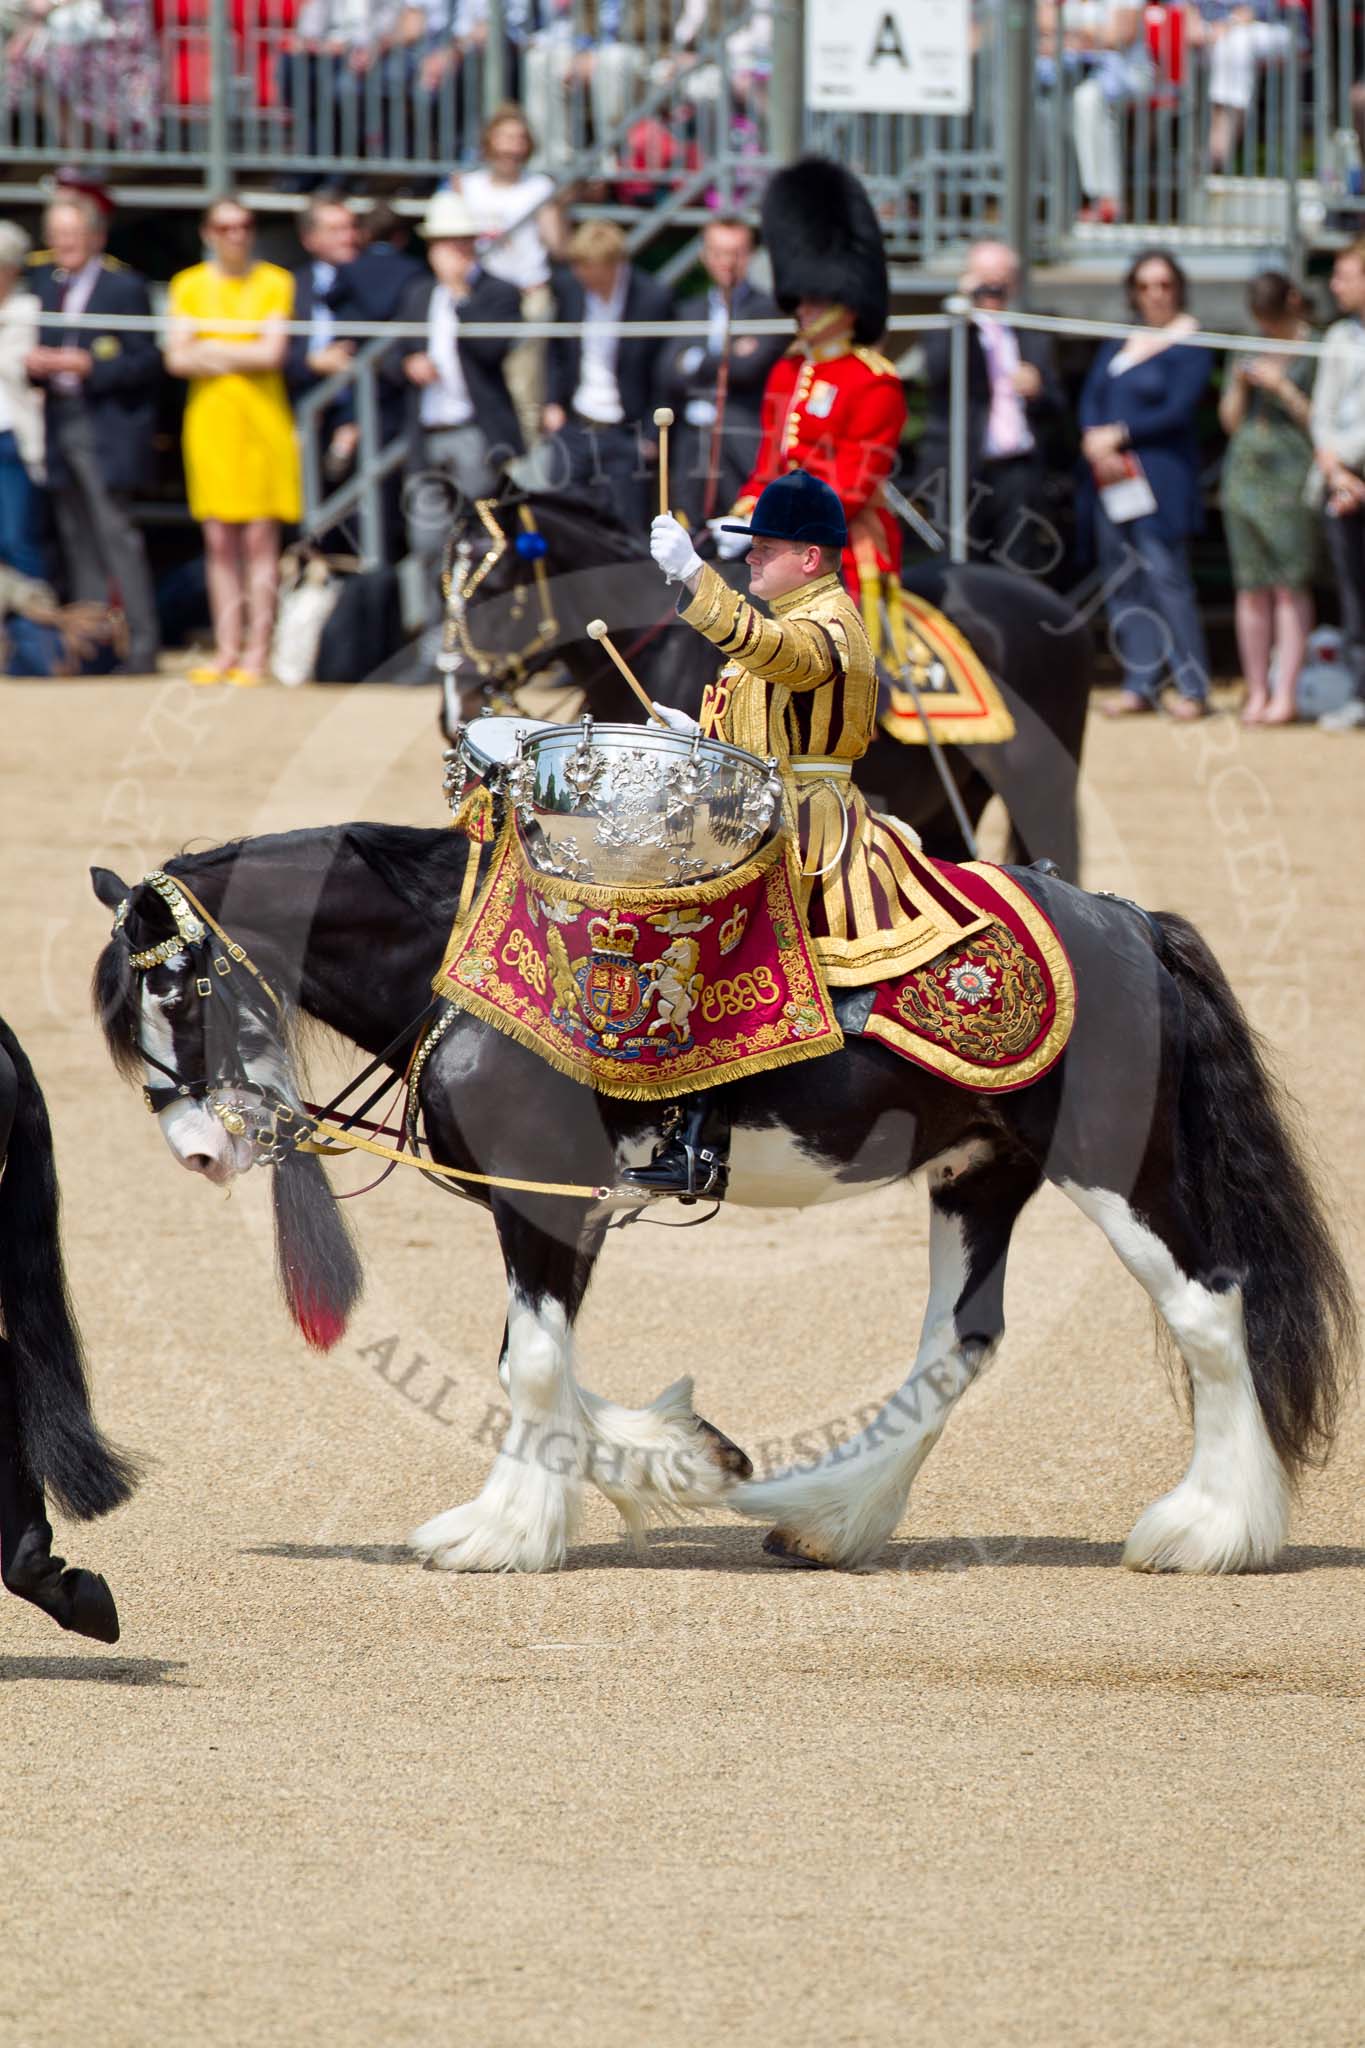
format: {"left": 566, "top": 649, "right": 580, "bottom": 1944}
{"left": 0, "top": 1340, "right": 119, "bottom": 1643}
{"left": 740, "top": 1143, "right": 1044, "bottom": 1568}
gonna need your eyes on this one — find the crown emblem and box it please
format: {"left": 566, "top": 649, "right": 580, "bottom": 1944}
{"left": 586, "top": 907, "right": 640, "bottom": 958}
{"left": 718, "top": 905, "right": 748, "bottom": 955}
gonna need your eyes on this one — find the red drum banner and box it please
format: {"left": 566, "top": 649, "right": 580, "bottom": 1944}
{"left": 435, "top": 824, "right": 844, "bottom": 1100}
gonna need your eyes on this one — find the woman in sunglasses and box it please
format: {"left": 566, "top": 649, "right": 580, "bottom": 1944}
{"left": 1079, "top": 247, "right": 1210, "bottom": 719}
{"left": 164, "top": 196, "right": 301, "bottom": 687}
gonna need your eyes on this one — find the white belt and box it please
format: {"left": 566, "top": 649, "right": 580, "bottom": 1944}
{"left": 789, "top": 755, "right": 853, "bottom": 780}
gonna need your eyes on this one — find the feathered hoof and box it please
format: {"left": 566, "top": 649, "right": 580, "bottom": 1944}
{"left": 409, "top": 1501, "right": 568, "bottom": 1574}
{"left": 1122, "top": 1479, "right": 1288, "bottom": 1575}
{"left": 762, "top": 1527, "right": 839, "bottom": 1569}
{"left": 694, "top": 1416, "right": 753, "bottom": 1480}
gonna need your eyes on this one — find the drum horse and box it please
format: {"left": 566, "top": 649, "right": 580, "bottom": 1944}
{"left": 0, "top": 1013, "right": 131, "bottom": 1640}
{"left": 91, "top": 712, "right": 1353, "bottom": 1577}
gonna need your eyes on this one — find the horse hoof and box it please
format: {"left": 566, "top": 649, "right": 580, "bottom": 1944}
{"left": 762, "top": 1527, "right": 836, "bottom": 1568}
{"left": 695, "top": 1416, "right": 753, "bottom": 1480}
{"left": 56, "top": 1569, "right": 120, "bottom": 1644}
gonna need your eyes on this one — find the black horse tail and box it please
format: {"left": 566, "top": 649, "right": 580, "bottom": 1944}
{"left": 1154, "top": 912, "right": 1358, "bottom": 1473}
{"left": 272, "top": 1147, "right": 364, "bottom": 1352}
{"left": 0, "top": 1017, "right": 140, "bottom": 1520}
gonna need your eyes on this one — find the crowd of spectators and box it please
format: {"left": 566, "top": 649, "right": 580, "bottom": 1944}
{"left": 8, "top": 144, "right": 1365, "bottom": 731}
{"left": 1034, "top": 0, "right": 1315, "bottom": 226}
{"left": 1, "top": 0, "right": 1337, "bottom": 235}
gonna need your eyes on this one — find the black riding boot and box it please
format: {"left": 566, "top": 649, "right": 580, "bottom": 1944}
{"left": 0, "top": 1343, "right": 119, "bottom": 1644}
{"left": 621, "top": 1093, "right": 730, "bottom": 1203}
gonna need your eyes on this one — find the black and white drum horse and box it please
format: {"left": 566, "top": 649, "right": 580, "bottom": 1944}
{"left": 89, "top": 678, "right": 1356, "bottom": 1584}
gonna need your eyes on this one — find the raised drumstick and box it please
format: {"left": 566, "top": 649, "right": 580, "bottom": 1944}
{"left": 586, "top": 619, "right": 669, "bottom": 727}
{"left": 653, "top": 407, "right": 674, "bottom": 518}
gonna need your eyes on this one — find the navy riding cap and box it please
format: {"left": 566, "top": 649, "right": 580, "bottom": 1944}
{"left": 720, "top": 469, "right": 848, "bottom": 550}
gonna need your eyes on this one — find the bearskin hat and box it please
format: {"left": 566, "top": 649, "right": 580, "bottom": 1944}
{"left": 760, "top": 156, "right": 889, "bottom": 346}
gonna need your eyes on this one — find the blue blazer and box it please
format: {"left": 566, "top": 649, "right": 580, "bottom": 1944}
{"left": 1078, "top": 338, "right": 1211, "bottom": 540}
{"left": 29, "top": 258, "right": 160, "bottom": 494}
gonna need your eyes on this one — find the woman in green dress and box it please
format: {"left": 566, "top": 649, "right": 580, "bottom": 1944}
{"left": 1219, "top": 272, "right": 1318, "bottom": 725}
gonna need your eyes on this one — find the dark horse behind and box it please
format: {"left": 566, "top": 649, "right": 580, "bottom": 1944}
{"left": 92, "top": 823, "right": 1355, "bottom": 1580}
{"left": 0, "top": 1012, "right": 134, "bottom": 1641}
{"left": 436, "top": 486, "right": 1091, "bottom": 879}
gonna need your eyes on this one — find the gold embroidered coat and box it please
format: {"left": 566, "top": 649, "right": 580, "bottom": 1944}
{"left": 680, "top": 563, "right": 988, "bottom": 985}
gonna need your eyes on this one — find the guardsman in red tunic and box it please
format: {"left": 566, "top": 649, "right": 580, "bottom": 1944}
{"left": 714, "top": 158, "right": 907, "bottom": 629}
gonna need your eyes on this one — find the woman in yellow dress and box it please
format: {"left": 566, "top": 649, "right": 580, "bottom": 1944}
{"left": 164, "top": 196, "right": 301, "bottom": 686}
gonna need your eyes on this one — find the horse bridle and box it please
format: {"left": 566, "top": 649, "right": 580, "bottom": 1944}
{"left": 439, "top": 497, "right": 560, "bottom": 693}
{"left": 114, "top": 869, "right": 312, "bottom": 1164}
{"left": 440, "top": 494, "right": 689, "bottom": 710}
{"left": 112, "top": 867, "right": 621, "bottom": 1209}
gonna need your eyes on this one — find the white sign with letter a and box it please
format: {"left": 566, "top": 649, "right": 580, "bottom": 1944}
{"left": 806, "top": 0, "right": 970, "bottom": 114}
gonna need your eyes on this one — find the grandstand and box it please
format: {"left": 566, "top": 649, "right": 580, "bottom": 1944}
{"left": 1, "top": 0, "right": 1357, "bottom": 561}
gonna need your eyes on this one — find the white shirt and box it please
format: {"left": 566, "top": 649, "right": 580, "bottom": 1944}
{"left": 572, "top": 265, "right": 628, "bottom": 425}
{"left": 0, "top": 291, "right": 43, "bottom": 471}
{"left": 975, "top": 313, "right": 1033, "bottom": 459}
{"left": 420, "top": 285, "right": 475, "bottom": 428}
{"left": 459, "top": 167, "right": 556, "bottom": 292}
{"left": 682, "top": 285, "right": 731, "bottom": 428}
{"left": 309, "top": 260, "right": 336, "bottom": 353}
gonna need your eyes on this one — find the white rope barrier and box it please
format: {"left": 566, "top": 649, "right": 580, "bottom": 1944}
{"left": 25, "top": 304, "right": 1337, "bottom": 357}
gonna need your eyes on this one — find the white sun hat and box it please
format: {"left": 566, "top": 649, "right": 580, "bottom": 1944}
{"left": 420, "top": 191, "right": 483, "bottom": 242}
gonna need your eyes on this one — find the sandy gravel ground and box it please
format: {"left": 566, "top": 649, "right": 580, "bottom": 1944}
{"left": 0, "top": 679, "right": 1362, "bottom": 2048}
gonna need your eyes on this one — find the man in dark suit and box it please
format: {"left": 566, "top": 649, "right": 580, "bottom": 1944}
{"left": 327, "top": 204, "right": 428, "bottom": 331}
{"left": 660, "top": 217, "right": 786, "bottom": 527}
{"left": 388, "top": 191, "right": 521, "bottom": 608}
{"left": 542, "top": 220, "right": 674, "bottom": 533}
{"left": 26, "top": 195, "right": 161, "bottom": 672}
{"left": 910, "top": 240, "right": 1068, "bottom": 578}
{"left": 285, "top": 189, "right": 360, "bottom": 405}
{"left": 320, "top": 203, "right": 429, "bottom": 556}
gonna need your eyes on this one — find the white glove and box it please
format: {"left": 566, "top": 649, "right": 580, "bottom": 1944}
{"left": 652, "top": 700, "right": 701, "bottom": 735}
{"left": 651, "top": 513, "right": 705, "bottom": 585}
{"left": 707, "top": 517, "right": 751, "bottom": 561}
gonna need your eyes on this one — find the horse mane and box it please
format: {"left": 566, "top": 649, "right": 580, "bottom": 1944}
{"left": 346, "top": 822, "right": 471, "bottom": 918}
{"left": 91, "top": 823, "right": 470, "bottom": 1075}
{"left": 519, "top": 488, "right": 647, "bottom": 564}
{"left": 92, "top": 933, "right": 142, "bottom": 1080}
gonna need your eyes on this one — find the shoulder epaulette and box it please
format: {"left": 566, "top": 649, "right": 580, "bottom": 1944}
{"left": 853, "top": 345, "right": 900, "bottom": 379}
{"left": 100, "top": 254, "right": 128, "bottom": 270}
{"left": 25, "top": 249, "right": 52, "bottom": 266}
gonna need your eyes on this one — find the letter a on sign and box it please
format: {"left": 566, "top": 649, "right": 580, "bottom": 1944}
{"left": 806, "top": 0, "right": 970, "bottom": 113}
{"left": 870, "top": 10, "right": 909, "bottom": 68}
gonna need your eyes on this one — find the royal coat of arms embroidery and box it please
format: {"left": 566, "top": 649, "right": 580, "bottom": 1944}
{"left": 436, "top": 821, "right": 844, "bottom": 1098}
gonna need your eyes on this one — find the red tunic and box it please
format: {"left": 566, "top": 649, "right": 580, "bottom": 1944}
{"left": 733, "top": 344, "right": 908, "bottom": 602}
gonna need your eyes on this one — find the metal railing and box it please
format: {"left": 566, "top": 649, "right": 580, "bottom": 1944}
{"left": 0, "top": 0, "right": 772, "bottom": 198}
{"left": 0, "top": 0, "right": 1347, "bottom": 264}
{"left": 1037, "top": 2, "right": 1307, "bottom": 260}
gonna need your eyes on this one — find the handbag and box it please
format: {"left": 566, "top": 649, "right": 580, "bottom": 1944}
{"left": 269, "top": 545, "right": 360, "bottom": 687}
